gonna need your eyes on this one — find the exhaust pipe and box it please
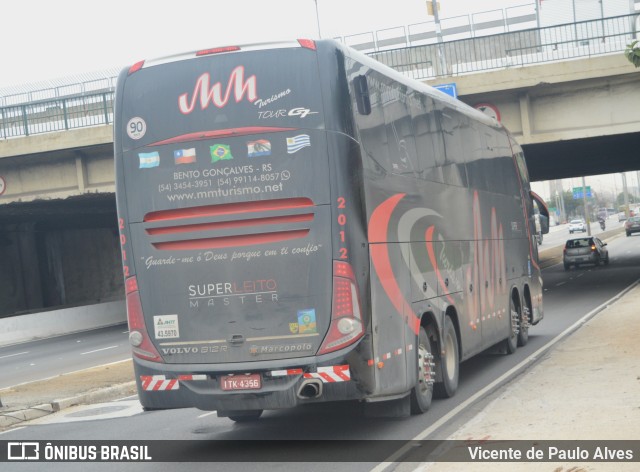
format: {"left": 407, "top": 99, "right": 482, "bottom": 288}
{"left": 297, "top": 379, "right": 323, "bottom": 399}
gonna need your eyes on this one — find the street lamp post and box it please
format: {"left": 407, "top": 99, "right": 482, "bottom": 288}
{"left": 429, "top": 0, "right": 448, "bottom": 75}
{"left": 313, "top": 0, "right": 321, "bottom": 38}
{"left": 582, "top": 176, "right": 591, "bottom": 236}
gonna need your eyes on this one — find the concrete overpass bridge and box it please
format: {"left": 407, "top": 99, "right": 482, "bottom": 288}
{"left": 0, "top": 10, "right": 639, "bottom": 326}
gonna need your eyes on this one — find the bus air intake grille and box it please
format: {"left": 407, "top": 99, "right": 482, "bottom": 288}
{"left": 143, "top": 198, "right": 315, "bottom": 251}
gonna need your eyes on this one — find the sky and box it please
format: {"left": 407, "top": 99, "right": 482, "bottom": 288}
{"left": 2, "top": 0, "right": 636, "bottom": 209}
{"left": 0, "top": 0, "right": 527, "bottom": 90}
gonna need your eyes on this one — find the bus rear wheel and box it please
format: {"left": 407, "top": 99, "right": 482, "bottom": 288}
{"left": 517, "top": 303, "right": 530, "bottom": 347}
{"left": 504, "top": 296, "right": 519, "bottom": 354}
{"left": 434, "top": 316, "right": 459, "bottom": 398}
{"left": 410, "top": 326, "right": 434, "bottom": 414}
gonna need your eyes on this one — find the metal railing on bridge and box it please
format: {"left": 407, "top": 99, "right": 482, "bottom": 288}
{"left": 0, "top": 12, "right": 638, "bottom": 140}
{"left": 370, "top": 13, "right": 639, "bottom": 80}
{"left": 0, "top": 91, "right": 114, "bottom": 139}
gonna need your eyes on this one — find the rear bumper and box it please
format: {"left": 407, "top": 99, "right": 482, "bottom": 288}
{"left": 132, "top": 355, "right": 364, "bottom": 411}
{"left": 564, "top": 253, "right": 598, "bottom": 265}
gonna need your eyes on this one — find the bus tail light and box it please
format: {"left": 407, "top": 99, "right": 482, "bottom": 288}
{"left": 196, "top": 46, "right": 241, "bottom": 56}
{"left": 297, "top": 39, "right": 317, "bottom": 50}
{"left": 125, "top": 276, "right": 162, "bottom": 362}
{"left": 128, "top": 61, "right": 145, "bottom": 75}
{"left": 318, "top": 261, "right": 364, "bottom": 355}
{"left": 591, "top": 244, "right": 597, "bottom": 251}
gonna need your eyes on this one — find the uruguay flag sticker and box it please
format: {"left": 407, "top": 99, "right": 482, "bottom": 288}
{"left": 286, "top": 134, "right": 310, "bottom": 154}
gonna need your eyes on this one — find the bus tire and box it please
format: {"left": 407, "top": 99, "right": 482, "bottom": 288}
{"left": 504, "top": 295, "right": 519, "bottom": 354}
{"left": 518, "top": 299, "right": 530, "bottom": 347}
{"left": 410, "top": 326, "right": 434, "bottom": 414}
{"left": 434, "top": 316, "right": 459, "bottom": 399}
{"left": 227, "top": 410, "right": 263, "bottom": 422}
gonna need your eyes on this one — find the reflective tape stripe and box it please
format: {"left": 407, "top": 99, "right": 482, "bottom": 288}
{"left": 270, "top": 368, "right": 303, "bottom": 377}
{"left": 299, "top": 365, "right": 351, "bottom": 383}
{"left": 270, "top": 366, "right": 349, "bottom": 382}
{"left": 178, "top": 374, "right": 207, "bottom": 381}
{"left": 140, "top": 375, "right": 180, "bottom": 391}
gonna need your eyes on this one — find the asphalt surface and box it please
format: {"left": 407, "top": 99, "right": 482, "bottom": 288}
{"left": 0, "top": 324, "right": 129, "bottom": 389}
{"left": 1, "top": 225, "right": 638, "bottom": 472}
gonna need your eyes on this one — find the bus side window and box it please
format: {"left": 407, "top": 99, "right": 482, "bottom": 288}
{"left": 353, "top": 75, "right": 371, "bottom": 115}
{"left": 409, "top": 92, "right": 444, "bottom": 184}
{"left": 381, "top": 82, "right": 419, "bottom": 176}
{"left": 356, "top": 74, "right": 391, "bottom": 177}
{"left": 439, "top": 107, "right": 469, "bottom": 187}
{"left": 480, "top": 130, "right": 511, "bottom": 196}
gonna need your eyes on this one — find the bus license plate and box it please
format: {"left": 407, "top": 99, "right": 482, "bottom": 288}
{"left": 220, "top": 374, "right": 261, "bottom": 391}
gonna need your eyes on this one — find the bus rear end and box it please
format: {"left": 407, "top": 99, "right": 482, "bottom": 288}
{"left": 114, "top": 41, "right": 367, "bottom": 418}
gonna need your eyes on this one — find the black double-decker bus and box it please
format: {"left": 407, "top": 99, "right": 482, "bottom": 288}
{"left": 114, "top": 39, "right": 549, "bottom": 421}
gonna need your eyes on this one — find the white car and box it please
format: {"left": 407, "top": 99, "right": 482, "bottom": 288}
{"left": 568, "top": 219, "right": 586, "bottom": 234}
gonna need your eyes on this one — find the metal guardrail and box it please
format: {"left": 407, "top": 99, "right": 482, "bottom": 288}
{"left": 0, "top": 13, "right": 638, "bottom": 140}
{"left": 369, "top": 13, "right": 639, "bottom": 80}
{"left": 0, "top": 72, "right": 119, "bottom": 108}
{"left": 0, "top": 91, "right": 114, "bottom": 139}
{"left": 343, "top": 2, "right": 538, "bottom": 52}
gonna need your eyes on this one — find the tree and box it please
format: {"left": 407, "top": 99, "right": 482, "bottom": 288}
{"left": 617, "top": 192, "right": 637, "bottom": 206}
{"left": 625, "top": 41, "right": 640, "bottom": 68}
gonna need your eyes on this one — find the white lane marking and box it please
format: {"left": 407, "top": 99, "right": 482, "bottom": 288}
{"left": 371, "top": 278, "right": 640, "bottom": 472}
{"left": 1, "top": 359, "right": 131, "bottom": 390}
{"left": 28, "top": 400, "right": 143, "bottom": 425}
{"left": 0, "top": 351, "right": 29, "bottom": 360}
{"left": 0, "top": 426, "right": 26, "bottom": 435}
{"left": 80, "top": 345, "right": 118, "bottom": 355}
{"left": 555, "top": 281, "right": 566, "bottom": 286}
{"left": 116, "top": 394, "right": 139, "bottom": 402}
{"left": 198, "top": 411, "right": 217, "bottom": 419}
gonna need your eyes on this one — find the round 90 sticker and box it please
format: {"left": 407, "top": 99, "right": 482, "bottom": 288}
{"left": 0, "top": 176, "right": 6, "bottom": 196}
{"left": 126, "top": 117, "right": 147, "bottom": 140}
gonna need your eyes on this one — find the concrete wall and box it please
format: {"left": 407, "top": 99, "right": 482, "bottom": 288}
{"left": 0, "top": 300, "right": 126, "bottom": 347}
{"left": 0, "top": 217, "right": 123, "bottom": 317}
{"left": 427, "top": 54, "right": 640, "bottom": 145}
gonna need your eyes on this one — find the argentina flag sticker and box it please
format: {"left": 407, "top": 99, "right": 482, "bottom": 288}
{"left": 138, "top": 151, "right": 160, "bottom": 168}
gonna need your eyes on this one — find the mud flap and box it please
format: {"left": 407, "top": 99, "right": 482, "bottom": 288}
{"left": 362, "top": 394, "right": 411, "bottom": 418}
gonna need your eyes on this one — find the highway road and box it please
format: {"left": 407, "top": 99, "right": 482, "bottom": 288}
{"left": 2, "top": 231, "right": 640, "bottom": 471}
{"left": 538, "top": 216, "right": 622, "bottom": 249}
{"left": 0, "top": 324, "right": 129, "bottom": 390}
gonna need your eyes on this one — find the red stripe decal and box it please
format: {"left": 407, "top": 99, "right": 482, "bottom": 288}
{"left": 318, "top": 372, "right": 334, "bottom": 383}
{"left": 146, "top": 214, "right": 313, "bottom": 235}
{"left": 140, "top": 376, "right": 152, "bottom": 390}
{"left": 425, "top": 226, "right": 455, "bottom": 305}
{"left": 148, "top": 127, "right": 298, "bottom": 146}
{"left": 152, "top": 380, "right": 163, "bottom": 391}
{"left": 333, "top": 366, "right": 350, "bottom": 381}
{"left": 144, "top": 197, "right": 314, "bottom": 223}
{"left": 166, "top": 379, "right": 178, "bottom": 390}
{"left": 368, "top": 194, "right": 420, "bottom": 335}
{"left": 152, "top": 229, "right": 309, "bottom": 250}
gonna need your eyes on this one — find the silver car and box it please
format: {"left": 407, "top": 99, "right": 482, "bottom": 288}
{"left": 568, "top": 219, "right": 586, "bottom": 233}
{"left": 563, "top": 237, "right": 609, "bottom": 270}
